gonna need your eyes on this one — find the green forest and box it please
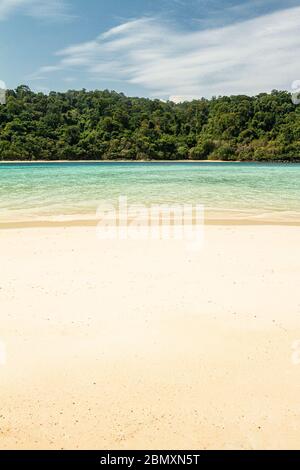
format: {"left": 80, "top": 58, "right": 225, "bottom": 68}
{"left": 0, "top": 85, "right": 299, "bottom": 161}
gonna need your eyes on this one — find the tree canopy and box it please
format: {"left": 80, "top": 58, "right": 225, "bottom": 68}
{"left": 0, "top": 86, "right": 299, "bottom": 161}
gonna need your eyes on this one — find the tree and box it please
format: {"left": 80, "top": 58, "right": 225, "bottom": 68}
{"left": 0, "top": 87, "right": 297, "bottom": 161}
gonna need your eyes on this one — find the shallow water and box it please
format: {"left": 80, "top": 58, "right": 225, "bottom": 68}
{"left": 0, "top": 162, "right": 300, "bottom": 224}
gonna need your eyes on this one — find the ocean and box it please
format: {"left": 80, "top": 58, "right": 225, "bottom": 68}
{"left": 0, "top": 162, "right": 299, "bottom": 224}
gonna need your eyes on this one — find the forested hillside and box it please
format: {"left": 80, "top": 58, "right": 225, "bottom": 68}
{"left": 0, "top": 86, "right": 299, "bottom": 161}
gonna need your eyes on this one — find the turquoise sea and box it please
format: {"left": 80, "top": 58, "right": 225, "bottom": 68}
{"left": 0, "top": 162, "right": 300, "bottom": 224}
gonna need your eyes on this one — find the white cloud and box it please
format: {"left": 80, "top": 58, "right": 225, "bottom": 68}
{"left": 0, "top": 0, "right": 26, "bottom": 19}
{"left": 0, "top": 0, "right": 71, "bottom": 21}
{"left": 35, "top": 6, "right": 300, "bottom": 99}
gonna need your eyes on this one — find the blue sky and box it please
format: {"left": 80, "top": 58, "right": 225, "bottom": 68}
{"left": 1, "top": 0, "right": 300, "bottom": 100}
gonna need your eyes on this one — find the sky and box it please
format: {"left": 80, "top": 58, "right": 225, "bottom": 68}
{"left": 0, "top": 0, "right": 300, "bottom": 101}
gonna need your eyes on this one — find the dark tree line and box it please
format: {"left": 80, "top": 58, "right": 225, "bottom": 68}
{"left": 0, "top": 85, "right": 299, "bottom": 161}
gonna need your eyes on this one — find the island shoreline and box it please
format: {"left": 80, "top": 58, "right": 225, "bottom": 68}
{"left": 1, "top": 159, "right": 299, "bottom": 164}
{"left": 0, "top": 159, "right": 241, "bottom": 163}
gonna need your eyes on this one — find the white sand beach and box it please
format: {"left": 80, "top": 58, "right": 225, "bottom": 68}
{"left": 0, "top": 224, "right": 300, "bottom": 449}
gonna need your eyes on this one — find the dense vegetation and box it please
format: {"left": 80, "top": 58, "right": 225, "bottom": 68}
{"left": 0, "top": 85, "right": 299, "bottom": 161}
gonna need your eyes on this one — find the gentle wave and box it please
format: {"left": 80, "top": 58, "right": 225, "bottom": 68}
{"left": 0, "top": 162, "right": 300, "bottom": 224}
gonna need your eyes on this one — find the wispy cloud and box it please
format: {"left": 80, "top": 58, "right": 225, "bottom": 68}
{"left": 0, "top": 0, "right": 72, "bottom": 21}
{"left": 33, "top": 6, "right": 300, "bottom": 100}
